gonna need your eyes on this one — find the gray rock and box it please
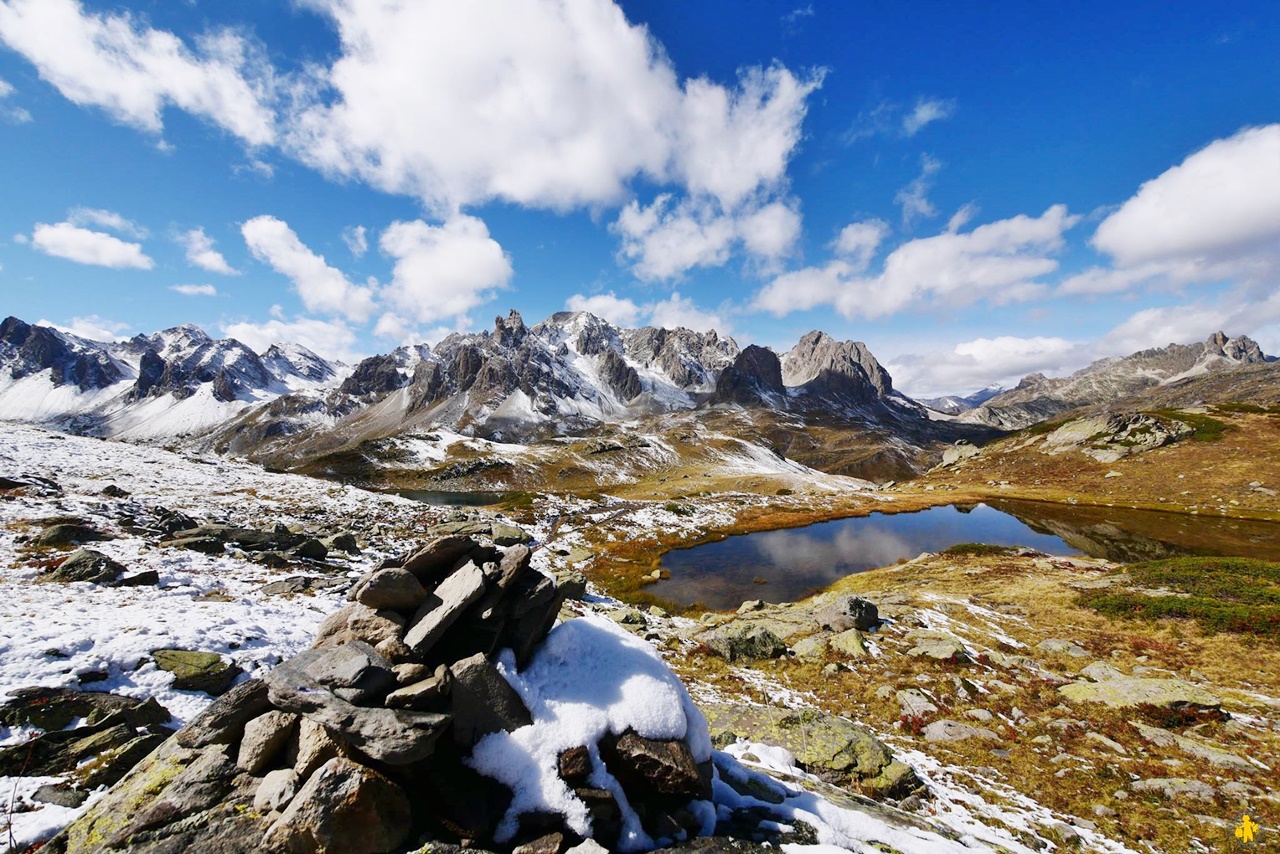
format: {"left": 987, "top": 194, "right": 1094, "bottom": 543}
{"left": 262, "top": 757, "right": 412, "bottom": 854}
{"left": 294, "top": 717, "right": 350, "bottom": 780}
{"left": 600, "top": 730, "right": 710, "bottom": 800}
{"left": 177, "top": 678, "right": 272, "bottom": 749}
{"left": 830, "top": 629, "right": 866, "bottom": 658}
{"left": 237, "top": 710, "right": 299, "bottom": 774}
{"left": 32, "top": 783, "right": 88, "bottom": 808}
{"left": 354, "top": 567, "right": 428, "bottom": 613}
{"left": 323, "top": 533, "right": 361, "bottom": 555}
{"left": 1037, "top": 639, "right": 1089, "bottom": 658}
{"left": 167, "top": 535, "right": 226, "bottom": 554}
{"left": 313, "top": 603, "right": 406, "bottom": 649}
{"left": 905, "top": 632, "right": 968, "bottom": 661}
{"left": 814, "top": 596, "right": 880, "bottom": 632}
{"left": 557, "top": 571, "right": 588, "bottom": 601}
{"left": 267, "top": 664, "right": 449, "bottom": 765}
{"left": 36, "top": 523, "right": 107, "bottom": 547}
{"left": 1080, "top": 661, "right": 1126, "bottom": 681}
{"left": 47, "top": 549, "right": 125, "bottom": 584}
{"left": 392, "top": 663, "right": 433, "bottom": 685}
{"left": 1128, "top": 720, "right": 1254, "bottom": 770}
{"left": 113, "top": 569, "right": 159, "bottom": 587}
{"left": 499, "top": 569, "right": 565, "bottom": 667}
{"left": 254, "top": 767, "right": 299, "bottom": 814}
{"left": 291, "top": 538, "right": 329, "bottom": 560}
{"left": 922, "top": 720, "right": 1003, "bottom": 743}
{"left": 384, "top": 666, "right": 451, "bottom": 711}
{"left": 897, "top": 689, "right": 939, "bottom": 719}
{"left": 701, "top": 626, "right": 788, "bottom": 662}
{"left": 403, "top": 561, "right": 487, "bottom": 654}
{"left": 271, "top": 642, "right": 397, "bottom": 706}
{"left": 1130, "top": 777, "right": 1218, "bottom": 801}
{"left": 964, "top": 709, "right": 993, "bottom": 722}
{"left": 401, "top": 535, "right": 476, "bottom": 583}
{"left": 449, "top": 652, "right": 533, "bottom": 747}
{"left": 1059, "top": 677, "right": 1221, "bottom": 710}
{"left": 491, "top": 523, "right": 531, "bottom": 546}
{"left": 792, "top": 635, "right": 830, "bottom": 659}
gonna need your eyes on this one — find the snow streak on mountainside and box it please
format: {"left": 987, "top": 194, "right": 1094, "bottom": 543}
{"left": 957, "top": 332, "right": 1274, "bottom": 430}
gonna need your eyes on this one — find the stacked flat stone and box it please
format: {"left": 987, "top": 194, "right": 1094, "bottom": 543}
{"left": 48, "top": 533, "right": 712, "bottom": 854}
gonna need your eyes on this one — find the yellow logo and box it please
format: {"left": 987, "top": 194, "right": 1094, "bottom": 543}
{"left": 1235, "top": 814, "right": 1260, "bottom": 844}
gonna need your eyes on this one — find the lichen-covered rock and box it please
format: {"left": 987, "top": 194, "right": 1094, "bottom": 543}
{"left": 262, "top": 757, "right": 412, "bottom": 853}
{"left": 700, "top": 626, "right": 787, "bottom": 662}
{"left": 922, "top": 719, "right": 1003, "bottom": 743}
{"left": 152, "top": 648, "right": 243, "bottom": 695}
{"left": 46, "top": 549, "right": 125, "bottom": 584}
{"left": 1059, "top": 677, "right": 1221, "bottom": 709}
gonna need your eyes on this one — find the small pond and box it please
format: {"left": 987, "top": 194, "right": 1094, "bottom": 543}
{"left": 396, "top": 490, "right": 512, "bottom": 507}
{"left": 653, "top": 499, "right": 1280, "bottom": 610}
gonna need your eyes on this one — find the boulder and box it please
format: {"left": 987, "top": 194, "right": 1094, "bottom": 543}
{"left": 701, "top": 626, "right": 788, "bottom": 662}
{"left": 323, "top": 533, "right": 361, "bottom": 555}
{"left": 1128, "top": 721, "right": 1254, "bottom": 771}
{"left": 46, "top": 549, "right": 124, "bottom": 584}
{"left": 814, "top": 596, "right": 880, "bottom": 632}
{"left": 114, "top": 569, "right": 160, "bottom": 587}
{"left": 449, "top": 653, "right": 533, "bottom": 747}
{"left": 291, "top": 538, "right": 329, "bottom": 561}
{"left": 830, "top": 629, "right": 866, "bottom": 658}
{"left": 491, "top": 523, "right": 532, "bottom": 546}
{"left": 558, "top": 745, "right": 592, "bottom": 785}
{"left": 1129, "top": 777, "right": 1218, "bottom": 802}
{"left": 792, "top": 635, "right": 830, "bottom": 660}
{"left": 897, "top": 689, "right": 939, "bottom": 719}
{"left": 0, "top": 687, "right": 169, "bottom": 733}
{"left": 153, "top": 649, "right": 243, "bottom": 695}
{"left": 262, "top": 757, "right": 412, "bottom": 854}
{"left": 403, "top": 561, "right": 488, "bottom": 654}
{"left": 1037, "top": 639, "right": 1089, "bottom": 658}
{"left": 384, "top": 666, "right": 451, "bottom": 711}
{"left": 167, "top": 535, "right": 226, "bottom": 554}
{"left": 36, "top": 523, "right": 106, "bottom": 547}
{"left": 905, "top": 632, "right": 968, "bottom": 662}
{"left": 274, "top": 642, "right": 397, "bottom": 705}
{"left": 353, "top": 567, "right": 429, "bottom": 612}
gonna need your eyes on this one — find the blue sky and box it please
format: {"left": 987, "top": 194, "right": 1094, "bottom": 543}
{"left": 1, "top": 1, "right": 1279, "bottom": 397}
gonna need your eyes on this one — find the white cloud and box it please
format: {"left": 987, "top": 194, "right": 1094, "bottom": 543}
{"left": 902, "top": 97, "right": 956, "bottom": 137}
{"left": 0, "top": 74, "right": 31, "bottom": 122}
{"left": 646, "top": 291, "right": 729, "bottom": 334}
{"left": 832, "top": 219, "right": 890, "bottom": 270}
{"left": 1093, "top": 124, "right": 1280, "bottom": 269}
{"left": 0, "top": 0, "right": 275, "bottom": 145}
{"left": 287, "top": 1, "right": 819, "bottom": 216}
{"left": 379, "top": 215, "right": 513, "bottom": 325}
{"left": 67, "top": 206, "right": 146, "bottom": 238}
{"left": 241, "top": 215, "right": 375, "bottom": 321}
{"left": 179, "top": 227, "right": 237, "bottom": 275}
{"left": 38, "top": 314, "right": 130, "bottom": 342}
{"left": 755, "top": 205, "right": 1078, "bottom": 319}
{"left": 221, "top": 315, "right": 361, "bottom": 363}
{"left": 170, "top": 283, "right": 217, "bottom": 297}
{"left": 31, "top": 221, "right": 153, "bottom": 269}
{"left": 342, "top": 225, "right": 367, "bottom": 258}
{"left": 565, "top": 292, "right": 642, "bottom": 327}
{"left": 887, "top": 335, "right": 1081, "bottom": 399}
{"left": 895, "top": 154, "right": 941, "bottom": 225}
{"left": 614, "top": 195, "right": 801, "bottom": 281}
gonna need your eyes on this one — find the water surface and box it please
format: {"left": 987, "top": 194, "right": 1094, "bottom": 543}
{"left": 396, "top": 490, "right": 512, "bottom": 507}
{"left": 654, "top": 500, "right": 1280, "bottom": 610}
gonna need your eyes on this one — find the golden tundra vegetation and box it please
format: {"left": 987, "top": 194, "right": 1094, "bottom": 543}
{"left": 501, "top": 404, "right": 1280, "bottom": 853}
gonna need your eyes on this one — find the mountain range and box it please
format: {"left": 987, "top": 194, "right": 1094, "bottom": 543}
{"left": 1, "top": 312, "right": 1274, "bottom": 483}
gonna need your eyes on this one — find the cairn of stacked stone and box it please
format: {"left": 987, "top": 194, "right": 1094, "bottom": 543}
{"left": 49, "top": 534, "right": 713, "bottom": 854}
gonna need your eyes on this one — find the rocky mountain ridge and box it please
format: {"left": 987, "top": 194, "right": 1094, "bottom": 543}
{"left": 956, "top": 331, "right": 1273, "bottom": 429}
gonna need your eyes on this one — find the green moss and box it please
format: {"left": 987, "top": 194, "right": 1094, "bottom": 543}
{"left": 942, "top": 543, "right": 1017, "bottom": 556}
{"left": 1144, "top": 409, "right": 1234, "bottom": 442}
{"left": 1078, "top": 557, "right": 1280, "bottom": 639}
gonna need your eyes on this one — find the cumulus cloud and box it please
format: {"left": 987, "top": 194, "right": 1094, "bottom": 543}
{"left": 646, "top": 291, "right": 729, "bottom": 333}
{"left": 38, "top": 314, "right": 130, "bottom": 342}
{"left": 614, "top": 195, "right": 801, "bottom": 281}
{"left": 31, "top": 220, "right": 153, "bottom": 269}
{"left": 342, "top": 225, "right": 367, "bottom": 258}
{"left": 242, "top": 215, "right": 375, "bottom": 321}
{"left": 1094, "top": 125, "right": 1280, "bottom": 267}
{"left": 886, "top": 335, "right": 1082, "bottom": 399}
{"left": 895, "top": 154, "right": 941, "bottom": 226}
{"left": 287, "top": 1, "right": 820, "bottom": 216}
{"left": 755, "top": 205, "right": 1078, "bottom": 319}
{"left": 902, "top": 97, "right": 956, "bottom": 137}
{"left": 179, "top": 227, "right": 237, "bottom": 274}
{"left": 832, "top": 219, "right": 890, "bottom": 270}
{"left": 222, "top": 313, "right": 361, "bottom": 363}
{"left": 0, "top": 0, "right": 275, "bottom": 145}
{"left": 379, "top": 215, "right": 513, "bottom": 325}
{"left": 170, "top": 283, "right": 217, "bottom": 297}
{"left": 565, "top": 292, "right": 642, "bottom": 327}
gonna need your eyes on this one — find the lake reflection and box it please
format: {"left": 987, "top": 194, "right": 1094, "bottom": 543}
{"left": 653, "top": 503, "right": 1081, "bottom": 609}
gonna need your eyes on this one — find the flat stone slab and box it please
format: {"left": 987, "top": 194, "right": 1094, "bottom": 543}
{"left": 922, "top": 719, "right": 1003, "bottom": 743}
{"left": 404, "top": 561, "right": 487, "bottom": 654}
{"left": 1059, "top": 677, "right": 1221, "bottom": 709}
